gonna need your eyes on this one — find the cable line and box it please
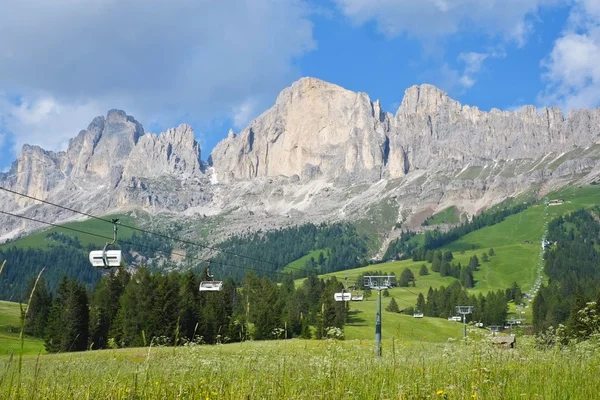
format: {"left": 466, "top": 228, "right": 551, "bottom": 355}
{"left": 0, "top": 209, "right": 285, "bottom": 277}
{"left": 0, "top": 186, "right": 283, "bottom": 269}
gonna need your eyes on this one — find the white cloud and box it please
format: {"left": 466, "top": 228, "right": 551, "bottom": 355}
{"left": 0, "top": 0, "right": 315, "bottom": 155}
{"left": 334, "top": 0, "right": 559, "bottom": 44}
{"left": 541, "top": 0, "right": 600, "bottom": 109}
{"left": 0, "top": 95, "right": 105, "bottom": 153}
{"left": 458, "top": 50, "right": 506, "bottom": 89}
{"left": 231, "top": 99, "right": 260, "bottom": 129}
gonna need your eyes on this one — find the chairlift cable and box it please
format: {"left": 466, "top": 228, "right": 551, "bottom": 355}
{"left": 0, "top": 186, "right": 283, "bottom": 269}
{"left": 0, "top": 209, "right": 285, "bottom": 277}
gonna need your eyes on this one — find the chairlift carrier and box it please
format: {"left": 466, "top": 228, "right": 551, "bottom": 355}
{"left": 89, "top": 219, "right": 122, "bottom": 268}
{"left": 199, "top": 264, "right": 223, "bottom": 292}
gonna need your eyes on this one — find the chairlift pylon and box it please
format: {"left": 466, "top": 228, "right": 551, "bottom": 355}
{"left": 89, "top": 218, "right": 122, "bottom": 268}
{"left": 199, "top": 263, "right": 223, "bottom": 292}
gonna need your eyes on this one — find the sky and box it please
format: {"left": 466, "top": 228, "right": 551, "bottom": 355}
{"left": 1, "top": 0, "right": 599, "bottom": 171}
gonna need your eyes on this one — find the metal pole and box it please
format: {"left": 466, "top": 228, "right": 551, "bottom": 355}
{"left": 375, "top": 289, "right": 382, "bottom": 357}
{"left": 463, "top": 314, "right": 466, "bottom": 339}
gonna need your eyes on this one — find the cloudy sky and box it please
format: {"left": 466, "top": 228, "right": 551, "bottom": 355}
{"left": 0, "top": 0, "right": 598, "bottom": 170}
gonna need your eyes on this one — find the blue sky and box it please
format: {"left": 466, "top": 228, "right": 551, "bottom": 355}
{"left": 1, "top": 0, "right": 599, "bottom": 170}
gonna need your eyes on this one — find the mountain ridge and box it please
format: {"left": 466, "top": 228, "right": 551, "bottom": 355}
{"left": 1, "top": 77, "right": 600, "bottom": 251}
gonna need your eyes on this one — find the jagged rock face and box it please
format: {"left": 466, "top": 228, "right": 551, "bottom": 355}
{"left": 2, "top": 77, "right": 600, "bottom": 246}
{"left": 125, "top": 123, "right": 202, "bottom": 179}
{"left": 211, "top": 80, "right": 600, "bottom": 181}
{"left": 210, "top": 77, "right": 389, "bottom": 182}
{"left": 391, "top": 85, "right": 600, "bottom": 173}
{"left": 2, "top": 145, "right": 64, "bottom": 204}
{"left": 0, "top": 110, "right": 203, "bottom": 207}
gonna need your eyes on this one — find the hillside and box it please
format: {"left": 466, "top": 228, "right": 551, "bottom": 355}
{"left": 295, "top": 185, "right": 600, "bottom": 331}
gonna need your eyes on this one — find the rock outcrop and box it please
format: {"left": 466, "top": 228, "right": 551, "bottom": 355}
{"left": 210, "top": 78, "right": 389, "bottom": 182}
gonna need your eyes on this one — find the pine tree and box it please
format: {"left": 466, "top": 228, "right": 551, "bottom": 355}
{"left": 469, "top": 255, "right": 479, "bottom": 271}
{"left": 45, "top": 277, "right": 89, "bottom": 353}
{"left": 489, "top": 248, "right": 495, "bottom": 256}
{"left": 416, "top": 293, "right": 426, "bottom": 314}
{"left": 382, "top": 289, "right": 390, "bottom": 297}
{"left": 419, "top": 264, "right": 429, "bottom": 276}
{"left": 460, "top": 267, "right": 474, "bottom": 288}
{"left": 481, "top": 252, "right": 489, "bottom": 262}
{"left": 399, "top": 268, "right": 415, "bottom": 287}
{"left": 24, "top": 276, "right": 52, "bottom": 337}
{"left": 385, "top": 297, "right": 399, "bottom": 313}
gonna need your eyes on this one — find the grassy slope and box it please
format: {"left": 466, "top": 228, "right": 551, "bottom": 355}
{"left": 0, "top": 213, "right": 142, "bottom": 251}
{"left": 0, "top": 301, "right": 46, "bottom": 355}
{"left": 295, "top": 186, "right": 600, "bottom": 334}
{"left": 282, "top": 249, "right": 328, "bottom": 273}
{"left": 423, "top": 206, "right": 459, "bottom": 225}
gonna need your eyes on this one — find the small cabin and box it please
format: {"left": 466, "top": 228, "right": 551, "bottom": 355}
{"left": 548, "top": 199, "right": 564, "bottom": 206}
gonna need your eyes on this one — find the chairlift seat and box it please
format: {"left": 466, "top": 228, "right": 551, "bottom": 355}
{"left": 199, "top": 281, "right": 223, "bottom": 292}
{"left": 89, "top": 250, "right": 122, "bottom": 268}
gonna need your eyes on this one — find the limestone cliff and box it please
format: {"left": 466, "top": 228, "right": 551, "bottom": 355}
{"left": 2, "top": 77, "right": 600, "bottom": 248}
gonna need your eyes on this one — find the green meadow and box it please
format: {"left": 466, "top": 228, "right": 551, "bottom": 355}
{"left": 0, "top": 301, "right": 45, "bottom": 356}
{"left": 2, "top": 337, "right": 600, "bottom": 399}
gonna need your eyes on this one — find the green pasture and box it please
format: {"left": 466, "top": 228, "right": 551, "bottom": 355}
{"left": 0, "top": 301, "right": 46, "bottom": 356}
{"left": 2, "top": 337, "right": 600, "bottom": 399}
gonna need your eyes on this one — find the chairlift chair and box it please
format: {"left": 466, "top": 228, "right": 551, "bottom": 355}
{"left": 89, "top": 219, "right": 122, "bottom": 269}
{"left": 199, "top": 264, "right": 223, "bottom": 292}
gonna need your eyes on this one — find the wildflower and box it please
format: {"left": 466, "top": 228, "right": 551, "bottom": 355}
{"left": 471, "top": 395, "right": 477, "bottom": 399}
{"left": 436, "top": 390, "right": 445, "bottom": 396}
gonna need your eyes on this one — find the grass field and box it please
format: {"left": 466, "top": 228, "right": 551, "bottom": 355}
{"left": 0, "top": 301, "right": 46, "bottom": 356}
{"left": 2, "top": 337, "right": 600, "bottom": 399}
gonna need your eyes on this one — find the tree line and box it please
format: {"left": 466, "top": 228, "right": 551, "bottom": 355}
{"left": 24, "top": 267, "right": 349, "bottom": 353}
{"left": 212, "top": 223, "right": 369, "bottom": 280}
{"left": 415, "top": 281, "right": 509, "bottom": 325}
{"left": 533, "top": 208, "right": 600, "bottom": 340}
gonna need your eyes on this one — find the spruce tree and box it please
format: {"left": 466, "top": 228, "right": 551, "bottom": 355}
{"left": 24, "top": 276, "right": 52, "bottom": 337}
{"left": 416, "top": 293, "right": 426, "bottom": 314}
{"left": 385, "top": 297, "right": 399, "bottom": 313}
{"left": 419, "top": 264, "right": 429, "bottom": 276}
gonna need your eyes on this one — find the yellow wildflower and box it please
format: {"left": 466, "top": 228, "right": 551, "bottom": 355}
{"left": 436, "top": 390, "right": 445, "bottom": 396}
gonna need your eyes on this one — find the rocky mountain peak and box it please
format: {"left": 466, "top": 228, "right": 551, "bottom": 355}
{"left": 397, "top": 84, "right": 459, "bottom": 116}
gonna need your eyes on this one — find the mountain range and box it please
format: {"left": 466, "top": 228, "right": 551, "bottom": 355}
{"left": 2, "top": 77, "right": 599, "bottom": 255}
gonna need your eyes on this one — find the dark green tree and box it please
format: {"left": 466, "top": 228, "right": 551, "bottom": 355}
{"left": 416, "top": 293, "right": 426, "bottom": 313}
{"left": 385, "top": 297, "right": 399, "bottom": 313}
{"left": 24, "top": 276, "right": 52, "bottom": 337}
{"left": 399, "top": 268, "right": 415, "bottom": 287}
{"left": 419, "top": 264, "right": 429, "bottom": 276}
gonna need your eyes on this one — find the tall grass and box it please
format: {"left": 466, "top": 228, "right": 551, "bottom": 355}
{"left": 1, "top": 336, "right": 599, "bottom": 399}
